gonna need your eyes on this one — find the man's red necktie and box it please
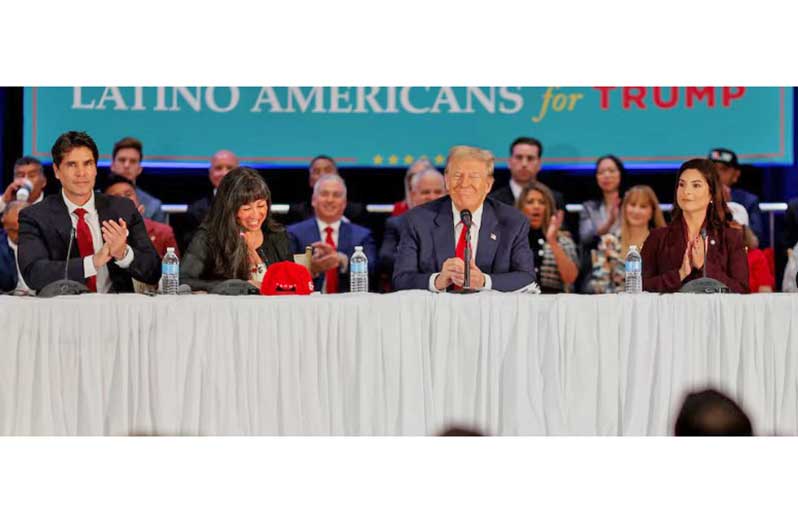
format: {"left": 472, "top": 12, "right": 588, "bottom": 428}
{"left": 324, "top": 226, "right": 339, "bottom": 294}
{"left": 73, "top": 208, "right": 97, "bottom": 292}
{"left": 452, "top": 221, "right": 470, "bottom": 290}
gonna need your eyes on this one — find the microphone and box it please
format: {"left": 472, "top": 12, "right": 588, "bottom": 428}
{"left": 38, "top": 227, "right": 90, "bottom": 298}
{"left": 678, "top": 227, "right": 729, "bottom": 294}
{"left": 451, "top": 209, "right": 477, "bottom": 294}
{"left": 461, "top": 210, "right": 472, "bottom": 289}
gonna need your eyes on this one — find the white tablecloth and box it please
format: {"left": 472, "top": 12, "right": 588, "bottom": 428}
{"left": 1, "top": 292, "right": 797, "bottom": 436}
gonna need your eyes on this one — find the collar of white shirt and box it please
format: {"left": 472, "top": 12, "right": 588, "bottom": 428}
{"left": 509, "top": 179, "right": 524, "bottom": 201}
{"left": 62, "top": 190, "right": 97, "bottom": 217}
{"left": 316, "top": 218, "right": 342, "bottom": 239}
{"left": 451, "top": 201, "right": 484, "bottom": 230}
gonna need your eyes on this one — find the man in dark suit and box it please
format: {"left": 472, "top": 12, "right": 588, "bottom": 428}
{"left": 284, "top": 155, "right": 366, "bottom": 225}
{"left": 287, "top": 174, "right": 376, "bottom": 293}
{"left": 709, "top": 148, "right": 765, "bottom": 244}
{"left": 18, "top": 131, "right": 161, "bottom": 293}
{"left": 110, "top": 136, "right": 166, "bottom": 223}
{"left": 182, "top": 150, "right": 239, "bottom": 249}
{"left": 1, "top": 201, "right": 30, "bottom": 293}
{"left": 491, "top": 136, "right": 566, "bottom": 214}
{"left": 378, "top": 168, "right": 446, "bottom": 280}
{"left": 393, "top": 145, "right": 535, "bottom": 292}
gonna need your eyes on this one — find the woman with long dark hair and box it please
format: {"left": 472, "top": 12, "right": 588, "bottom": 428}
{"left": 579, "top": 155, "right": 625, "bottom": 248}
{"left": 641, "top": 158, "right": 749, "bottom": 293}
{"left": 181, "top": 167, "right": 292, "bottom": 291}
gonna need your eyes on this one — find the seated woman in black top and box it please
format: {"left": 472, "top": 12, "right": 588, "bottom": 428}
{"left": 181, "top": 167, "right": 292, "bottom": 292}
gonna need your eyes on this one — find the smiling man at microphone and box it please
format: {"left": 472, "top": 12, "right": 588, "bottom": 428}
{"left": 393, "top": 145, "right": 535, "bottom": 292}
{"left": 17, "top": 131, "right": 161, "bottom": 294}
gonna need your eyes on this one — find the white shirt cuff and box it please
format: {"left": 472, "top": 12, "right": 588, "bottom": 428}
{"left": 428, "top": 273, "right": 444, "bottom": 292}
{"left": 482, "top": 274, "right": 492, "bottom": 290}
{"left": 113, "top": 245, "right": 135, "bottom": 268}
{"left": 83, "top": 255, "right": 97, "bottom": 278}
{"left": 0, "top": 198, "right": 7, "bottom": 214}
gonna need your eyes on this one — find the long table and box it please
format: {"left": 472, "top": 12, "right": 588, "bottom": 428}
{"left": 1, "top": 292, "right": 796, "bottom": 436}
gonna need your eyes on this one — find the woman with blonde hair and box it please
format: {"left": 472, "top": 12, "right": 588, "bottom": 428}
{"left": 587, "top": 185, "right": 666, "bottom": 293}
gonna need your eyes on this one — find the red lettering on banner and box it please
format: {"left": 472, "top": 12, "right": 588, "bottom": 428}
{"left": 722, "top": 87, "right": 746, "bottom": 107}
{"left": 652, "top": 87, "right": 679, "bottom": 109}
{"left": 593, "top": 87, "right": 616, "bottom": 109}
{"left": 685, "top": 87, "right": 715, "bottom": 108}
{"left": 622, "top": 87, "right": 647, "bottom": 109}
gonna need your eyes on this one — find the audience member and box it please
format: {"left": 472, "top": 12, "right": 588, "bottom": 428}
{"left": 393, "top": 145, "right": 534, "bottom": 292}
{"left": 781, "top": 197, "right": 798, "bottom": 289}
{"left": 0, "top": 156, "right": 48, "bottom": 215}
{"left": 709, "top": 148, "right": 765, "bottom": 244}
{"left": 183, "top": 150, "right": 240, "bottom": 248}
{"left": 674, "top": 388, "right": 753, "bottom": 436}
{"left": 287, "top": 174, "right": 376, "bottom": 293}
{"left": 579, "top": 155, "right": 625, "bottom": 248}
{"left": 285, "top": 155, "right": 366, "bottom": 225}
{"left": 0, "top": 201, "right": 31, "bottom": 293}
{"left": 181, "top": 167, "right": 292, "bottom": 292}
{"left": 18, "top": 131, "right": 161, "bottom": 293}
{"left": 586, "top": 185, "right": 665, "bottom": 293}
{"left": 104, "top": 175, "right": 179, "bottom": 259}
{"left": 491, "top": 136, "right": 566, "bottom": 213}
{"left": 378, "top": 168, "right": 445, "bottom": 279}
{"left": 391, "top": 158, "right": 433, "bottom": 217}
{"left": 727, "top": 202, "right": 773, "bottom": 293}
{"left": 641, "top": 159, "right": 749, "bottom": 293}
{"left": 517, "top": 181, "right": 579, "bottom": 293}
{"left": 110, "top": 136, "right": 166, "bottom": 223}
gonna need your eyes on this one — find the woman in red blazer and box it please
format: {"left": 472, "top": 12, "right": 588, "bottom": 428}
{"left": 641, "top": 158, "right": 749, "bottom": 293}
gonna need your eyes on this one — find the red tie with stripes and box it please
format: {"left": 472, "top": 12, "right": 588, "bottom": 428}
{"left": 324, "top": 226, "right": 339, "bottom": 294}
{"left": 73, "top": 208, "right": 97, "bottom": 292}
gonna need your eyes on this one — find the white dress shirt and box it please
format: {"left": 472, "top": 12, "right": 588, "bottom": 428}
{"left": 7, "top": 237, "right": 31, "bottom": 293}
{"left": 428, "top": 202, "right": 493, "bottom": 292}
{"left": 62, "top": 191, "right": 134, "bottom": 293}
{"left": 509, "top": 179, "right": 524, "bottom": 203}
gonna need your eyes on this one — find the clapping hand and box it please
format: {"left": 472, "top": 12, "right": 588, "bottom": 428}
{"left": 101, "top": 219, "right": 128, "bottom": 260}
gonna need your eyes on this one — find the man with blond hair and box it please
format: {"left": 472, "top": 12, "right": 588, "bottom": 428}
{"left": 393, "top": 146, "right": 534, "bottom": 292}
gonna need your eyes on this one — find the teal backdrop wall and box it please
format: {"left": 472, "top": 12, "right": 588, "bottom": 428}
{"left": 23, "top": 86, "right": 793, "bottom": 167}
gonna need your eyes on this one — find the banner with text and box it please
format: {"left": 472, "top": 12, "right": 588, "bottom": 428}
{"left": 23, "top": 87, "right": 794, "bottom": 167}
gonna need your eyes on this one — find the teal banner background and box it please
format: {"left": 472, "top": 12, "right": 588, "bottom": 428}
{"left": 23, "top": 87, "right": 793, "bottom": 167}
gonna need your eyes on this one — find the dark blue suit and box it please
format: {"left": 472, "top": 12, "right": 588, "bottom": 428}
{"left": 392, "top": 196, "right": 535, "bottom": 292}
{"left": 0, "top": 230, "right": 18, "bottom": 292}
{"left": 732, "top": 188, "right": 765, "bottom": 246}
{"left": 377, "top": 215, "right": 405, "bottom": 278}
{"left": 287, "top": 218, "right": 377, "bottom": 293}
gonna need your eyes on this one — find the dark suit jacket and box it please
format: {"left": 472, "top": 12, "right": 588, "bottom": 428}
{"left": 180, "top": 224, "right": 293, "bottom": 292}
{"left": 641, "top": 216, "right": 749, "bottom": 293}
{"left": 378, "top": 215, "right": 405, "bottom": 278}
{"left": 182, "top": 194, "right": 213, "bottom": 249}
{"left": 0, "top": 230, "right": 18, "bottom": 292}
{"left": 491, "top": 184, "right": 566, "bottom": 210}
{"left": 284, "top": 200, "right": 367, "bottom": 226}
{"left": 287, "top": 218, "right": 377, "bottom": 293}
{"left": 392, "top": 196, "right": 535, "bottom": 292}
{"left": 18, "top": 193, "right": 161, "bottom": 292}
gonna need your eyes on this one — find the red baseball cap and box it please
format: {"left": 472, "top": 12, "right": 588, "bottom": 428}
{"left": 260, "top": 261, "right": 315, "bottom": 295}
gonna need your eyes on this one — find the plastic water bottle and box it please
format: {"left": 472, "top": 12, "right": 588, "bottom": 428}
{"left": 16, "top": 179, "right": 33, "bottom": 202}
{"left": 350, "top": 246, "right": 368, "bottom": 293}
{"left": 624, "top": 245, "right": 642, "bottom": 294}
{"left": 161, "top": 247, "right": 180, "bottom": 295}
